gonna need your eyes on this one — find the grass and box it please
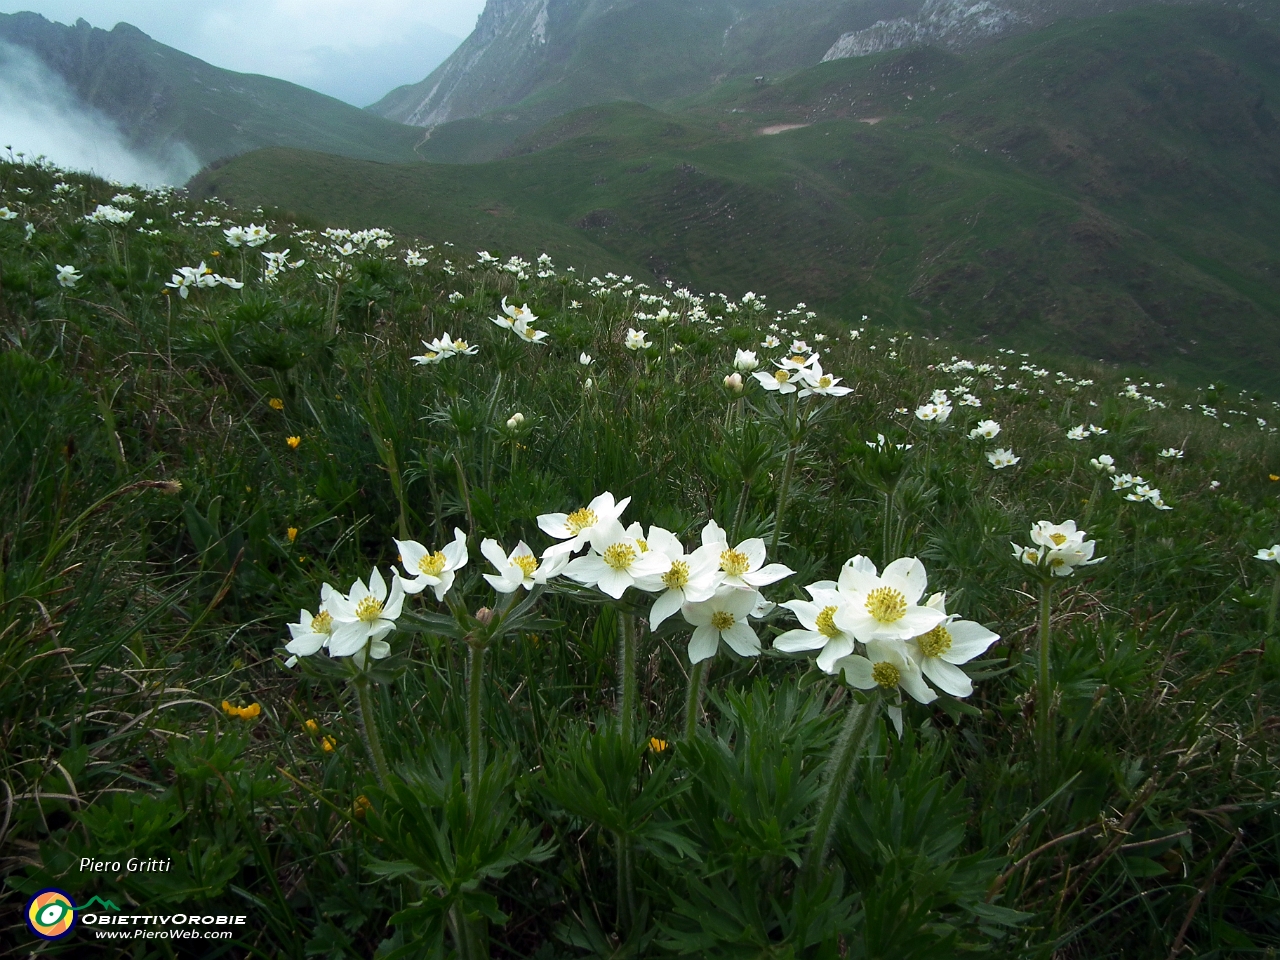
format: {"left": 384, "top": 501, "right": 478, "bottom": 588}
{"left": 197, "top": 5, "right": 1280, "bottom": 391}
{"left": 2, "top": 153, "right": 1280, "bottom": 958}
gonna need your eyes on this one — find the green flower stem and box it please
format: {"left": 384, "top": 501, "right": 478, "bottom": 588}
{"left": 730, "top": 478, "right": 752, "bottom": 544}
{"left": 618, "top": 611, "right": 638, "bottom": 742}
{"left": 615, "top": 832, "right": 637, "bottom": 934}
{"left": 802, "top": 693, "right": 879, "bottom": 883}
{"left": 1081, "top": 475, "right": 1102, "bottom": 531}
{"left": 353, "top": 671, "right": 391, "bottom": 788}
{"left": 1036, "top": 579, "right": 1055, "bottom": 781}
{"left": 1268, "top": 569, "right": 1280, "bottom": 636}
{"left": 683, "top": 660, "right": 709, "bottom": 740}
{"left": 466, "top": 639, "right": 487, "bottom": 811}
{"left": 770, "top": 439, "right": 800, "bottom": 553}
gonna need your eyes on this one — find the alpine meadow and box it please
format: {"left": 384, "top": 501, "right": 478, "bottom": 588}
{"left": 2, "top": 1, "right": 1280, "bottom": 959}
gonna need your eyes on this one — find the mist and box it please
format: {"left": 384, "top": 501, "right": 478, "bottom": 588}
{"left": 0, "top": 40, "right": 198, "bottom": 186}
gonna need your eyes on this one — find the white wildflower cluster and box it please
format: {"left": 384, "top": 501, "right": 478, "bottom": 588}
{"left": 1013, "top": 521, "right": 1105, "bottom": 577}
{"left": 85, "top": 204, "right": 134, "bottom": 226}
{"left": 165, "top": 262, "right": 244, "bottom": 298}
{"left": 224, "top": 224, "right": 276, "bottom": 248}
{"left": 1112, "top": 473, "right": 1172, "bottom": 510}
{"left": 412, "top": 331, "right": 478, "bottom": 365}
{"left": 490, "top": 297, "right": 548, "bottom": 344}
{"left": 1065, "top": 424, "right": 1108, "bottom": 440}
{"left": 866, "top": 433, "right": 913, "bottom": 453}
{"left": 753, "top": 350, "right": 852, "bottom": 397}
{"left": 262, "top": 249, "right": 305, "bottom": 283}
{"left": 778, "top": 557, "right": 998, "bottom": 734}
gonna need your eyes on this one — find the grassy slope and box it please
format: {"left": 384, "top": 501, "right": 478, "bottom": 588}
{"left": 193, "top": 6, "right": 1280, "bottom": 390}
{"left": 4, "top": 156, "right": 1280, "bottom": 958}
{"left": 0, "top": 13, "right": 425, "bottom": 166}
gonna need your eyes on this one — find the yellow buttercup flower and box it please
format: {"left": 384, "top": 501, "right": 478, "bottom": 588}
{"left": 286, "top": 436, "right": 301, "bottom": 449}
{"left": 221, "top": 701, "right": 261, "bottom": 720}
{"left": 321, "top": 736, "right": 336, "bottom": 753}
{"left": 269, "top": 397, "right": 284, "bottom": 411}
{"left": 648, "top": 737, "right": 669, "bottom": 753}
{"left": 304, "top": 719, "right": 319, "bottom": 734}
{"left": 287, "top": 527, "right": 298, "bottom": 543}
{"left": 352, "top": 795, "right": 372, "bottom": 819}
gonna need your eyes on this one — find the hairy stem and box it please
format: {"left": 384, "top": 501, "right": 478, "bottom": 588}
{"left": 683, "top": 660, "right": 709, "bottom": 740}
{"left": 467, "top": 640, "right": 487, "bottom": 811}
{"left": 1037, "top": 580, "right": 1055, "bottom": 784}
{"left": 770, "top": 440, "right": 799, "bottom": 553}
{"left": 618, "top": 611, "right": 638, "bottom": 742}
{"left": 802, "top": 695, "right": 879, "bottom": 883}
{"left": 353, "top": 671, "right": 390, "bottom": 788}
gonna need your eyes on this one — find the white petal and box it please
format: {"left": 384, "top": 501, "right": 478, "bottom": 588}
{"left": 921, "top": 657, "right": 973, "bottom": 697}
{"left": 742, "top": 562, "right": 794, "bottom": 587}
{"left": 368, "top": 567, "right": 388, "bottom": 602}
{"left": 481, "top": 538, "right": 509, "bottom": 570}
{"left": 649, "top": 589, "right": 683, "bottom": 628}
{"left": 942, "top": 620, "right": 999, "bottom": 663}
{"left": 688, "top": 625, "right": 720, "bottom": 663}
{"left": 831, "top": 654, "right": 875, "bottom": 687}
{"left": 814, "top": 637, "right": 855, "bottom": 673}
{"left": 720, "top": 621, "right": 761, "bottom": 658}
{"left": 773, "top": 628, "right": 826, "bottom": 653}
{"left": 882, "top": 557, "right": 928, "bottom": 604}
{"left": 595, "top": 566, "right": 633, "bottom": 599}
{"left": 328, "top": 621, "right": 370, "bottom": 657}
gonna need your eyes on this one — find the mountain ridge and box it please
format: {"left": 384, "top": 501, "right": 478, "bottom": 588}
{"left": 0, "top": 12, "right": 425, "bottom": 173}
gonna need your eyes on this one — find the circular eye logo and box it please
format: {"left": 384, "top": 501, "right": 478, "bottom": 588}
{"left": 26, "top": 889, "right": 77, "bottom": 940}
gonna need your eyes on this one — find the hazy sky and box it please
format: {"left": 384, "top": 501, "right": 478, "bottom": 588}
{"left": 0, "top": 0, "right": 487, "bottom": 105}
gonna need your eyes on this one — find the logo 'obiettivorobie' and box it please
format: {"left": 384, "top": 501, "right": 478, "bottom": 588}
{"left": 26, "top": 889, "right": 78, "bottom": 940}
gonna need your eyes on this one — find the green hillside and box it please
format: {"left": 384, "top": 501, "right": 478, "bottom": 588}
{"left": 195, "top": 6, "right": 1280, "bottom": 390}
{"left": 0, "top": 12, "right": 425, "bottom": 168}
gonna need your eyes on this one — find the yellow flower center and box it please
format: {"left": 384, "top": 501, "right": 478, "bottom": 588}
{"left": 918, "top": 623, "right": 952, "bottom": 658}
{"left": 417, "top": 551, "right": 447, "bottom": 577}
{"left": 871, "top": 661, "right": 901, "bottom": 689}
{"left": 636, "top": 538, "right": 648, "bottom": 553}
{"left": 354, "top": 595, "right": 384, "bottom": 623}
{"left": 566, "top": 507, "right": 598, "bottom": 535}
{"left": 774, "top": 370, "right": 790, "bottom": 384}
{"left": 663, "top": 559, "right": 690, "bottom": 590}
{"left": 790, "top": 355, "right": 806, "bottom": 364}
{"left": 311, "top": 610, "right": 333, "bottom": 634}
{"left": 710, "top": 610, "right": 736, "bottom": 631}
{"left": 818, "top": 375, "right": 833, "bottom": 389}
{"left": 513, "top": 554, "right": 538, "bottom": 577}
{"left": 603, "top": 543, "right": 637, "bottom": 571}
{"left": 1049, "top": 556, "right": 1066, "bottom": 568}
{"left": 865, "top": 586, "right": 907, "bottom": 623}
{"left": 720, "top": 548, "right": 750, "bottom": 577}
{"left": 815, "top": 606, "right": 840, "bottom": 638}
{"left": 1049, "top": 532, "right": 1068, "bottom": 546}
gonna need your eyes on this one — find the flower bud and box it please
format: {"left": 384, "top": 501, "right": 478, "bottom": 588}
{"left": 506, "top": 412, "right": 525, "bottom": 430}
{"left": 724, "top": 372, "right": 743, "bottom": 394}
{"left": 475, "top": 607, "right": 495, "bottom": 625}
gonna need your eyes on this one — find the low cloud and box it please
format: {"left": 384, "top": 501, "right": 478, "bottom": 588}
{"left": 0, "top": 40, "right": 198, "bottom": 186}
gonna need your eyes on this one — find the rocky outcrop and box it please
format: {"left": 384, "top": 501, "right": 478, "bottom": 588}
{"left": 822, "top": 0, "right": 1027, "bottom": 61}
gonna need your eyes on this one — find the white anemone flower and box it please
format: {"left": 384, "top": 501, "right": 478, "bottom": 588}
{"left": 733, "top": 348, "right": 759, "bottom": 371}
{"left": 776, "top": 581, "right": 856, "bottom": 673}
{"left": 284, "top": 583, "right": 340, "bottom": 666}
{"left": 754, "top": 369, "right": 798, "bottom": 394}
{"left": 482, "top": 539, "right": 570, "bottom": 593}
{"left": 907, "top": 593, "right": 999, "bottom": 698}
{"left": 832, "top": 639, "right": 937, "bottom": 736}
{"left": 1014, "top": 520, "right": 1104, "bottom": 576}
{"left": 539, "top": 491, "right": 631, "bottom": 557}
{"left": 682, "top": 585, "right": 764, "bottom": 664}
{"left": 625, "top": 328, "right": 651, "bottom": 350}
{"left": 832, "top": 555, "right": 945, "bottom": 643}
{"left": 325, "top": 568, "right": 405, "bottom": 661}
{"left": 56, "top": 264, "right": 81, "bottom": 288}
{"left": 1255, "top": 545, "right": 1280, "bottom": 563}
{"left": 512, "top": 316, "right": 549, "bottom": 344}
{"left": 969, "top": 420, "right": 1001, "bottom": 439}
{"left": 797, "top": 362, "right": 853, "bottom": 398}
{"left": 395, "top": 528, "right": 469, "bottom": 600}
{"left": 1158, "top": 447, "right": 1184, "bottom": 460}
{"left": 915, "top": 401, "right": 952, "bottom": 423}
{"left": 631, "top": 526, "right": 719, "bottom": 627}
{"left": 987, "top": 448, "right": 1020, "bottom": 469}
{"left": 1090, "top": 454, "right": 1116, "bottom": 474}
{"left": 693, "top": 519, "right": 793, "bottom": 590}
{"left": 563, "top": 520, "right": 668, "bottom": 599}
{"left": 761, "top": 335, "right": 781, "bottom": 348}
{"left": 579, "top": 352, "right": 593, "bottom": 365}
{"left": 1066, "top": 425, "right": 1089, "bottom": 440}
